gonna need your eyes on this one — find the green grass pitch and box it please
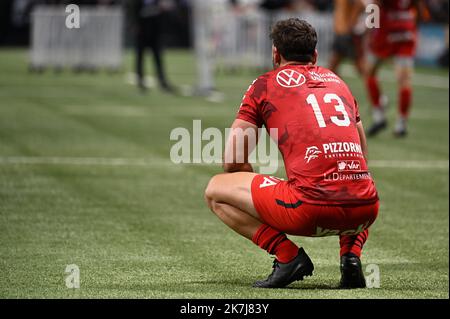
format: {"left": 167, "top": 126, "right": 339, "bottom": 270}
{"left": 0, "top": 48, "right": 448, "bottom": 298}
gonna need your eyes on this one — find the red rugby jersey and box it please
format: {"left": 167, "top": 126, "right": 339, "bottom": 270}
{"left": 380, "top": 0, "right": 417, "bottom": 33}
{"left": 237, "top": 64, "right": 378, "bottom": 205}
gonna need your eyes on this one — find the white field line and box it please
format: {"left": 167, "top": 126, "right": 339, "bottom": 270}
{"left": 0, "top": 156, "right": 448, "bottom": 169}
{"left": 0, "top": 156, "right": 155, "bottom": 166}
{"left": 340, "top": 64, "right": 449, "bottom": 89}
{"left": 64, "top": 106, "right": 150, "bottom": 117}
{"left": 370, "top": 160, "right": 449, "bottom": 169}
{"left": 125, "top": 73, "right": 157, "bottom": 88}
{"left": 62, "top": 105, "right": 233, "bottom": 117}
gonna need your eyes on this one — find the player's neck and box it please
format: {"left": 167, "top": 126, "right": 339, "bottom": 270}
{"left": 279, "top": 60, "right": 314, "bottom": 67}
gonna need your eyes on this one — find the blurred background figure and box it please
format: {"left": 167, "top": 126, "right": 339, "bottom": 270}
{"left": 189, "top": 0, "right": 218, "bottom": 99}
{"left": 363, "top": 0, "right": 428, "bottom": 138}
{"left": 130, "top": 0, "right": 177, "bottom": 93}
{"left": 328, "top": 0, "right": 366, "bottom": 76}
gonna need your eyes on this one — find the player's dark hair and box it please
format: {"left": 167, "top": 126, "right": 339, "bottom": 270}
{"left": 270, "top": 18, "right": 317, "bottom": 63}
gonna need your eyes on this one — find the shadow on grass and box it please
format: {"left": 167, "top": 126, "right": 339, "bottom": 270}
{"left": 284, "top": 283, "right": 340, "bottom": 290}
{"left": 187, "top": 279, "right": 341, "bottom": 291}
{"left": 88, "top": 278, "right": 341, "bottom": 295}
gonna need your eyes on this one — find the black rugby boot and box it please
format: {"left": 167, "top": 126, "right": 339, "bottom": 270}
{"left": 253, "top": 248, "right": 314, "bottom": 288}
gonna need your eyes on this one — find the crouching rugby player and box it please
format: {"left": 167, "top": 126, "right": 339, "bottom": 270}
{"left": 205, "top": 18, "right": 379, "bottom": 289}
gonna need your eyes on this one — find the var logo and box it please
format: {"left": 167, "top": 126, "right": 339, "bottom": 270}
{"left": 337, "top": 160, "right": 361, "bottom": 172}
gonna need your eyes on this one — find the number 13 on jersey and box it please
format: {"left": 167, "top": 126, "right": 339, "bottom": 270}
{"left": 306, "top": 93, "right": 351, "bottom": 128}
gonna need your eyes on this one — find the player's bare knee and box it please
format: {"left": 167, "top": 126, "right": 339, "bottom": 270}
{"left": 204, "top": 184, "right": 214, "bottom": 211}
{"left": 365, "top": 66, "right": 376, "bottom": 78}
{"left": 204, "top": 174, "right": 222, "bottom": 211}
{"left": 396, "top": 67, "right": 412, "bottom": 88}
{"left": 204, "top": 175, "right": 217, "bottom": 201}
{"left": 398, "top": 76, "right": 411, "bottom": 89}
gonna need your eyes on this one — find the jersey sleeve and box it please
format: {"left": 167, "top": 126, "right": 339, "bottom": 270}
{"left": 236, "top": 77, "right": 266, "bottom": 127}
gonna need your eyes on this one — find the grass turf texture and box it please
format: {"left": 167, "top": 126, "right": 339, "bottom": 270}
{"left": 0, "top": 49, "right": 448, "bottom": 298}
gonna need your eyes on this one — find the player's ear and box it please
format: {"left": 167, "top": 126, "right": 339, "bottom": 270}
{"left": 311, "top": 50, "right": 318, "bottom": 65}
{"left": 272, "top": 45, "right": 281, "bottom": 68}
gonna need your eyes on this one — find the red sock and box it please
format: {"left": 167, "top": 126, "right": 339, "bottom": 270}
{"left": 252, "top": 225, "right": 299, "bottom": 263}
{"left": 366, "top": 76, "right": 381, "bottom": 108}
{"left": 399, "top": 87, "right": 412, "bottom": 118}
{"left": 339, "top": 229, "right": 369, "bottom": 258}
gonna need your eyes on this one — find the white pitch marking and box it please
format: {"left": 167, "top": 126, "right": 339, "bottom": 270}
{"left": 125, "top": 73, "right": 157, "bottom": 88}
{"left": 369, "top": 160, "right": 449, "bottom": 169}
{"left": 0, "top": 156, "right": 155, "bottom": 166}
{"left": 64, "top": 106, "right": 149, "bottom": 117}
{"left": 0, "top": 156, "right": 448, "bottom": 169}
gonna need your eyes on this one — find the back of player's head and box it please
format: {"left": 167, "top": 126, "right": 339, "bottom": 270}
{"left": 270, "top": 18, "right": 317, "bottom": 63}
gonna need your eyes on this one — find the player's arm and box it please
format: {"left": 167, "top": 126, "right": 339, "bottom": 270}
{"left": 227, "top": 76, "right": 265, "bottom": 173}
{"left": 356, "top": 120, "right": 369, "bottom": 162}
{"left": 347, "top": 0, "right": 366, "bottom": 32}
{"left": 223, "top": 119, "right": 259, "bottom": 173}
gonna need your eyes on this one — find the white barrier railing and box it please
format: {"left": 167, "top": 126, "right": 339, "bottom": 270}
{"left": 30, "top": 5, "right": 124, "bottom": 70}
{"left": 206, "top": 4, "right": 334, "bottom": 71}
